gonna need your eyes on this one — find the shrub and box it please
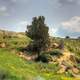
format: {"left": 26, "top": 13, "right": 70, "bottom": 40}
{"left": 26, "top": 16, "right": 50, "bottom": 57}
{"left": 65, "top": 36, "right": 70, "bottom": 39}
{"left": 50, "top": 49, "right": 63, "bottom": 57}
{"left": 35, "top": 53, "right": 52, "bottom": 63}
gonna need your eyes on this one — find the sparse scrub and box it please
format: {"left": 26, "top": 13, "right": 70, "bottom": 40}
{"left": 0, "top": 30, "right": 80, "bottom": 80}
{"left": 35, "top": 53, "right": 52, "bottom": 63}
{"left": 49, "top": 49, "right": 63, "bottom": 57}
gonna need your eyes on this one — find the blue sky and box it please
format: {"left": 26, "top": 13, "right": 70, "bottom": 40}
{"left": 0, "top": 0, "right": 80, "bottom": 38}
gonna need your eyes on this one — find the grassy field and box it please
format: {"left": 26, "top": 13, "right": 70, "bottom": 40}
{"left": 0, "top": 30, "right": 80, "bottom": 80}
{"left": 0, "top": 48, "right": 79, "bottom": 80}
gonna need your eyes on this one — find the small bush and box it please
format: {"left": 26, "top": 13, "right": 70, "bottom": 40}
{"left": 35, "top": 54, "right": 52, "bottom": 63}
{"left": 50, "top": 49, "right": 63, "bottom": 57}
{"left": 0, "top": 69, "right": 10, "bottom": 80}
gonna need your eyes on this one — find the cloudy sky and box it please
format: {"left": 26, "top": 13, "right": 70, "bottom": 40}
{"left": 0, "top": 0, "right": 80, "bottom": 38}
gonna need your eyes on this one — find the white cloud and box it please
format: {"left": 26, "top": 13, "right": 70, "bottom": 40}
{"left": 0, "top": 6, "right": 9, "bottom": 16}
{"left": 61, "top": 16, "right": 80, "bottom": 32}
{"left": 49, "top": 27, "right": 58, "bottom": 36}
{"left": 15, "top": 21, "right": 29, "bottom": 32}
{"left": 0, "top": 6, "right": 7, "bottom": 12}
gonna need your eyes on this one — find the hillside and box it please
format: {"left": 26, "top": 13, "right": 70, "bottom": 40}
{"left": 51, "top": 37, "right": 80, "bottom": 57}
{"left": 0, "top": 30, "right": 80, "bottom": 80}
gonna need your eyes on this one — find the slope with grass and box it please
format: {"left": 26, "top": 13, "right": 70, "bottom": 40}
{"left": 0, "top": 48, "right": 80, "bottom": 80}
{"left": 52, "top": 37, "right": 80, "bottom": 57}
{"left": 0, "top": 30, "right": 80, "bottom": 80}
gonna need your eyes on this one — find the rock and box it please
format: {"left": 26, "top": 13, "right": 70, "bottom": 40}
{"left": 69, "top": 54, "right": 77, "bottom": 64}
{"left": 17, "top": 52, "right": 24, "bottom": 57}
{"left": 18, "top": 52, "right": 23, "bottom": 55}
{"left": 0, "top": 42, "right": 6, "bottom": 48}
{"left": 57, "top": 64, "right": 67, "bottom": 73}
{"left": 57, "top": 68, "right": 66, "bottom": 73}
{"left": 72, "top": 67, "right": 79, "bottom": 74}
{"left": 52, "top": 43, "right": 59, "bottom": 48}
{"left": 57, "top": 50, "right": 80, "bottom": 74}
{"left": 17, "top": 52, "right": 37, "bottom": 61}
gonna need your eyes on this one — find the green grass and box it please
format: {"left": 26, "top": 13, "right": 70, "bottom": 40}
{"left": 64, "top": 39, "right": 80, "bottom": 56}
{"left": 53, "top": 37, "right": 80, "bottom": 57}
{"left": 0, "top": 48, "right": 80, "bottom": 80}
{"left": 0, "top": 48, "right": 40, "bottom": 80}
{"left": 0, "top": 31, "right": 80, "bottom": 80}
{"left": 0, "top": 48, "right": 57, "bottom": 80}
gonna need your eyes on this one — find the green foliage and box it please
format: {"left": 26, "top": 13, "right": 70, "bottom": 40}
{"left": 64, "top": 39, "right": 80, "bottom": 56}
{"left": 0, "top": 49, "right": 64, "bottom": 80}
{"left": 26, "top": 16, "right": 50, "bottom": 55}
{"left": 0, "top": 49, "right": 39, "bottom": 80}
{"left": 35, "top": 53, "right": 52, "bottom": 63}
{"left": 27, "top": 16, "right": 49, "bottom": 40}
{"left": 0, "top": 30, "right": 31, "bottom": 49}
{"left": 35, "top": 49, "right": 62, "bottom": 63}
{"left": 49, "top": 49, "right": 63, "bottom": 57}
{"left": 65, "top": 36, "right": 70, "bottom": 39}
{"left": 53, "top": 38, "right": 80, "bottom": 57}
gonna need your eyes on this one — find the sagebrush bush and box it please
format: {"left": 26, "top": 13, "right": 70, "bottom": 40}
{"left": 35, "top": 53, "right": 52, "bottom": 63}
{"left": 49, "top": 49, "right": 63, "bottom": 57}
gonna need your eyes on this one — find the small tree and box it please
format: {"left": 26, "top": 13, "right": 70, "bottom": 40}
{"left": 78, "top": 37, "right": 80, "bottom": 39}
{"left": 26, "top": 16, "right": 50, "bottom": 57}
{"left": 65, "top": 36, "right": 70, "bottom": 39}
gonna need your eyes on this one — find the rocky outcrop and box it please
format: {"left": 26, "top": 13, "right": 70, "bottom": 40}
{"left": 57, "top": 50, "right": 80, "bottom": 77}
{"left": 17, "top": 52, "right": 38, "bottom": 61}
{"left": 0, "top": 42, "right": 6, "bottom": 48}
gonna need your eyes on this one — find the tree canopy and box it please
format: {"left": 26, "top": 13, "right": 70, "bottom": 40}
{"left": 26, "top": 16, "right": 50, "bottom": 55}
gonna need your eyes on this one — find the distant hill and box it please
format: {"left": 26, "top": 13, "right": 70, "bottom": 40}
{"left": 0, "top": 29, "right": 26, "bottom": 38}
